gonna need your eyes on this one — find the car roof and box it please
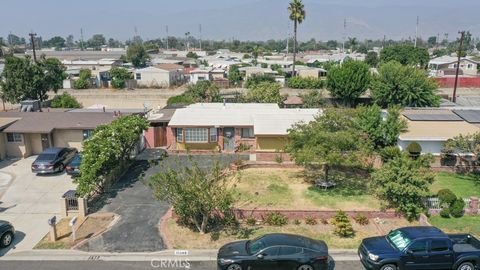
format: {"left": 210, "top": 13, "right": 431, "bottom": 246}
{"left": 41, "top": 147, "right": 66, "bottom": 154}
{"left": 399, "top": 226, "right": 446, "bottom": 239}
{"left": 261, "top": 233, "right": 322, "bottom": 249}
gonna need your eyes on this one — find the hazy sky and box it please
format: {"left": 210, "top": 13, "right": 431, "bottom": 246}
{"left": 2, "top": 0, "right": 480, "bottom": 42}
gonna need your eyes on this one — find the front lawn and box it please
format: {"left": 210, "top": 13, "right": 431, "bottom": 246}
{"left": 431, "top": 172, "right": 480, "bottom": 198}
{"left": 166, "top": 217, "right": 417, "bottom": 250}
{"left": 234, "top": 168, "right": 381, "bottom": 210}
{"left": 429, "top": 216, "right": 480, "bottom": 237}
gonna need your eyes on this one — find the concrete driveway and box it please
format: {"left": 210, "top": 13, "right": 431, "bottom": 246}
{"left": 0, "top": 156, "right": 76, "bottom": 255}
{"left": 79, "top": 153, "right": 249, "bottom": 252}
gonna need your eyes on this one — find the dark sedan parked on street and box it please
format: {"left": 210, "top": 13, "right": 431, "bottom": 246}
{"left": 217, "top": 233, "right": 329, "bottom": 270}
{"left": 0, "top": 220, "right": 15, "bottom": 248}
{"left": 31, "top": 147, "right": 78, "bottom": 174}
{"left": 66, "top": 153, "right": 81, "bottom": 176}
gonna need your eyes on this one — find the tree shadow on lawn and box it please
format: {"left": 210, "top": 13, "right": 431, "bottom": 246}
{"left": 302, "top": 168, "right": 371, "bottom": 197}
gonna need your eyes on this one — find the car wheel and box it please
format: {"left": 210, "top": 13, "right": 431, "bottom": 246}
{"left": 458, "top": 262, "right": 475, "bottom": 270}
{"left": 297, "top": 264, "right": 314, "bottom": 270}
{"left": 380, "top": 264, "right": 397, "bottom": 270}
{"left": 0, "top": 231, "right": 14, "bottom": 248}
{"left": 58, "top": 164, "right": 65, "bottom": 172}
{"left": 226, "top": 263, "right": 242, "bottom": 270}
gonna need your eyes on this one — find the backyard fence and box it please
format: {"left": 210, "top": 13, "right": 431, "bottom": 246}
{"left": 424, "top": 197, "right": 479, "bottom": 215}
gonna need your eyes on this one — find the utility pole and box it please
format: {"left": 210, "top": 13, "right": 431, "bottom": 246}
{"left": 436, "top": 33, "right": 440, "bottom": 48}
{"left": 414, "top": 16, "right": 419, "bottom": 48}
{"left": 286, "top": 21, "right": 290, "bottom": 54}
{"left": 342, "top": 18, "right": 346, "bottom": 53}
{"left": 383, "top": 35, "right": 386, "bottom": 49}
{"left": 80, "top": 28, "right": 85, "bottom": 51}
{"left": 29, "top": 32, "right": 37, "bottom": 62}
{"left": 453, "top": 31, "right": 465, "bottom": 103}
{"left": 165, "top": 25, "right": 169, "bottom": 50}
{"left": 199, "top": 24, "right": 202, "bottom": 51}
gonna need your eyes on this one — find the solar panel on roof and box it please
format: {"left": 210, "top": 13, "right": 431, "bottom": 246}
{"left": 403, "top": 113, "right": 462, "bottom": 121}
{"left": 453, "top": 110, "right": 480, "bottom": 123}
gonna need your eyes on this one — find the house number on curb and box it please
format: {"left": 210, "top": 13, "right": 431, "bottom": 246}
{"left": 174, "top": 250, "right": 189, "bottom": 256}
{"left": 88, "top": 255, "right": 101, "bottom": 261}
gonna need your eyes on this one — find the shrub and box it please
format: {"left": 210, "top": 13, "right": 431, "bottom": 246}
{"left": 73, "top": 78, "right": 89, "bottom": 89}
{"left": 438, "top": 189, "right": 457, "bottom": 207}
{"left": 237, "top": 143, "right": 252, "bottom": 152}
{"left": 244, "top": 74, "right": 275, "bottom": 88}
{"left": 51, "top": 92, "right": 82, "bottom": 108}
{"left": 354, "top": 214, "right": 369, "bottom": 225}
{"left": 263, "top": 212, "right": 288, "bottom": 226}
{"left": 332, "top": 210, "right": 355, "bottom": 237}
{"left": 305, "top": 216, "right": 318, "bottom": 225}
{"left": 274, "top": 154, "right": 284, "bottom": 164}
{"left": 167, "top": 94, "right": 195, "bottom": 105}
{"left": 439, "top": 208, "right": 451, "bottom": 218}
{"left": 379, "top": 146, "right": 402, "bottom": 163}
{"left": 287, "top": 76, "right": 323, "bottom": 89}
{"left": 450, "top": 198, "right": 465, "bottom": 218}
{"left": 245, "top": 217, "right": 257, "bottom": 226}
{"left": 320, "top": 218, "right": 329, "bottom": 225}
{"left": 293, "top": 219, "right": 301, "bottom": 225}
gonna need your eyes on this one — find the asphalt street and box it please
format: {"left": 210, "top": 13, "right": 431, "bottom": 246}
{"left": 0, "top": 260, "right": 364, "bottom": 270}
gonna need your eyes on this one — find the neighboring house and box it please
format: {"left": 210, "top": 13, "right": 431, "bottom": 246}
{"left": 135, "top": 64, "right": 184, "bottom": 88}
{"left": 429, "top": 56, "right": 479, "bottom": 77}
{"left": 189, "top": 68, "right": 212, "bottom": 84}
{"left": 0, "top": 112, "right": 123, "bottom": 158}
{"left": 297, "top": 67, "right": 327, "bottom": 79}
{"left": 166, "top": 103, "right": 319, "bottom": 161}
{"left": 398, "top": 109, "right": 480, "bottom": 156}
{"left": 61, "top": 58, "right": 123, "bottom": 71}
{"left": 239, "top": 67, "right": 278, "bottom": 79}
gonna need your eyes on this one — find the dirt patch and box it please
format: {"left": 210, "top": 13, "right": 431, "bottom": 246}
{"left": 34, "top": 214, "right": 115, "bottom": 249}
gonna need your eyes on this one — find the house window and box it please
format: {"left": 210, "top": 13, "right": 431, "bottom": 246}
{"left": 467, "top": 64, "right": 473, "bottom": 69}
{"left": 136, "top": 73, "right": 141, "bottom": 80}
{"left": 185, "top": 128, "right": 208, "bottom": 143}
{"left": 210, "top": 128, "right": 217, "bottom": 142}
{"left": 241, "top": 127, "right": 254, "bottom": 138}
{"left": 83, "top": 130, "right": 93, "bottom": 140}
{"left": 176, "top": 128, "right": 184, "bottom": 142}
{"left": 6, "top": 133, "right": 22, "bottom": 143}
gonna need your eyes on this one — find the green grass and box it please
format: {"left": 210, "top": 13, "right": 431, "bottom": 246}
{"left": 429, "top": 215, "right": 480, "bottom": 237}
{"left": 431, "top": 172, "right": 480, "bottom": 198}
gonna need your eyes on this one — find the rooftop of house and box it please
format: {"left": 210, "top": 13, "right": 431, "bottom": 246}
{"left": 0, "top": 112, "right": 122, "bottom": 134}
{"left": 155, "top": 63, "right": 185, "bottom": 71}
{"left": 399, "top": 119, "right": 479, "bottom": 141}
{"left": 168, "top": 103, "right": 320, "bottom": 135}
{"left": 429, "top": 56, "right": 479, "bottom": 65}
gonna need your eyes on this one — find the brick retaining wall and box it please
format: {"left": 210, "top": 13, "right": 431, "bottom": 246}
{"left": 232, "top": 209, "right": 400, "bottom": 220}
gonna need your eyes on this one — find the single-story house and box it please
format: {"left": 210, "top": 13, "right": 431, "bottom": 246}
{"left": 398, "top": 109, "right": 480, "bottom": 155}
{"left": 428, "top": 56, "right": 479, "bottom": 77}
{"left": 135, "top": 64, "right": 184, "bottom": 88}
{"left": 0, "top": 112, "right": 122, "bottom": 158}
{"left": 297, "top": 67, "right": 327, "bottom": 79}
{"left": 166, "top": 103, "right": 319, "bottom": 161}
{"left": 189, "top": 68, "right": 213, "bottom": 84}
{"left": 145, "top": 106, "right": 182, "bottom": 148}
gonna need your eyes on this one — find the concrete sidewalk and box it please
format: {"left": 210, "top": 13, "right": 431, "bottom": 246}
{"left": 0, "top": 249, "right": 359, "bottom": 262}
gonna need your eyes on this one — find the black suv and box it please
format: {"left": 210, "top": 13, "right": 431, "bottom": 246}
{"left": 31, "top": 147, "right": 78, "bottom": 174}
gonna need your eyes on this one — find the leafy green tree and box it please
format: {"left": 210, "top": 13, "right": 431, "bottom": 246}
{"left": 0, "top": 55, "right": 66, "bottom": 104}
{"left": 288, "top": 0, "right": 306, "bottom": 76}
{"left": 109, "top": 67, "right": 133, "bottom": 89}
{"left": 251, "top": 45, "right": 263, "bottom": 66}
{"left": 427, "top": 36, "right": 437, "bottom": 47}
{"left": 326, "top": 60, "right": 371, "bottom": 107}
{"left": 168, "top": 81, "right": 221, "bottom": 105}
{"left": 228, "top": 65, "right": 241, "bottom": 86}
{"left": 287, "top": 77, "right": 323, "bottom": 89}
{"left": 51, "top": 92, "right": 81, "bottom": 108}
{"left": 432, "top": 48, "right": 448, "bottom": 58}
{"left": 149, "top": 159, "right": 235, "bottom": 234}
{"left": 73, "top": 69, "right": 92, "bottom": 89}
{"left": 379, "top": 44, "right": 429, "bottom": 68}
{"left": 477, "top": 42, "right": 480, "bottom": 51}
{"left": 87, "top": 34, "right": 106, "bottom": 49}
{"left": 372, "top": 153, "right": 435, "bottom": 221}
{"left": 286, "top": 108, "right": 374, "bottom": 180}
{"left": 76, "top": 115, "right": 148, "bottom": 196}
{"left": 356, "top": 105, "right": 407, "bottom": 149}
{"left": 299, "top": 90, "right": 325, "bottom": 108}
{"left": 186, "top": 51, "right": 199, "bottom": 59}
{"left": 347, "top": 37, "right": 358, "bottom": 53}
{"left": 46, "top": 36, "right": 66, "bottom": 48}
{"left": 126, "top": 43, "right": 150, "bottom": 68}
{"left": 245, "top": 82, "right": 284, "bottom": 104}
{"left": 371, "top": 61, "right": 440, "bottom": 107}
{"left": 244, "top": 74, "right": 276, "bottom": 88}
{"left": 365, "top": 51, "right": 379, "bottom": 67}
{"left": 442, "top": 132, "right": 480, "bottom": 163}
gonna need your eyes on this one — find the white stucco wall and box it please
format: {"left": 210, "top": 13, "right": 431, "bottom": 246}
{"left": 398, "top": 140, "right": 444, "bottom": 155}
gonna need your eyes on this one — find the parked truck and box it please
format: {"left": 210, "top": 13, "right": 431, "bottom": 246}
{"left": 358, "top": 226, "right": 480, "bottom": 270}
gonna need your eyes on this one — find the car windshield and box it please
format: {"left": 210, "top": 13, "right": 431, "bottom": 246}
{"left": 37, "top": 154, "right": 57, "bottom": 161}
{"left": 387, "top": 230, "right": 412, "bottom": 250}
{"left": 72, "top": 155, "right": 81, "bottom": 163}
{"left": 247, "top": 237, "right": 267, "bottom": 254}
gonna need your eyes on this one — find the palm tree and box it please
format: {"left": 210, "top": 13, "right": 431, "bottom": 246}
{"left": 288, "top": 0, "right": 306, "bottom": 76}
{"left": 252, "top": 45, "right": 262, "bottom": 66}
{"left": 348, "top": 37, "right": 357, "bottom": 53}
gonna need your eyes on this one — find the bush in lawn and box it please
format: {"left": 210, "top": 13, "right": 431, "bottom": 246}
{"left": 246, "top": 217, "right": 257, "bottom": 226}
{"left": 439, "top": 208, "right": 451, "bottom": 218}
{"left": 293, "top": 219, "right": 301, "bottom": 225}
{"left": 354, "top": 214, "right": 369, "bottom": 225}
{"left": 333, "top": 210, "right": 355, "bottom": 237}
{"left": 450, "top": 198, "right": 465, "bottom": 218}
{"left": 305, "top": 216, "right": 318, "bottom": 225}
{"left": 379, "top": 146, "right": 402, "bottom": 163}
{"left": 263, "top": 212, "right": 288, "bottom": 226}
{"left": 437, "top": 189, "right": 457, "bottom": 207}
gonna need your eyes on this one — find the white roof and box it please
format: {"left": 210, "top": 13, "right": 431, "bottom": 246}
{"left": 135, "top": 66, "right": 170, "bottom": 73}
{"left": 254, "top": 109, "right": 320, "bottom": 135}
{"left": 169, "top": 103, "right": 319, "bottom": 135}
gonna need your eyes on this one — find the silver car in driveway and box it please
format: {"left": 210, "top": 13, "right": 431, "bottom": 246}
{"left": 31, "top": 147, "right": 78, "bottom": 174}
